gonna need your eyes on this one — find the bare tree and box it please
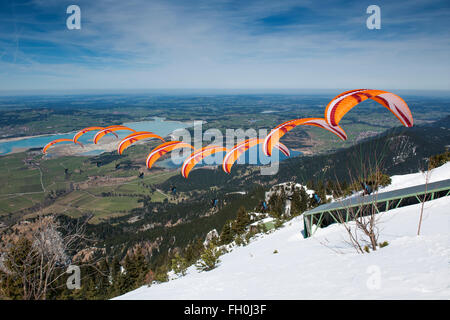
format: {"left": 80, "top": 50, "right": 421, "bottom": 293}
{"left": 417, "top": 160, "right": 432, "bottom": 236}
{"left": 331, "top": 161, "right": 387, "bottom": 254}
{"left": 0, "top": 215, "right": 90, "bottom": 300}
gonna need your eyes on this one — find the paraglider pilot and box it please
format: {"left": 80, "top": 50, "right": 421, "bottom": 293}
{"left": 361, "top": 182, "right": 373, "bottom": 196}
{"left": 262, "top": 201, "right": 268, "bottom": 212}
{"left": 313, "top": 193, "right": 322, "bottom": 205}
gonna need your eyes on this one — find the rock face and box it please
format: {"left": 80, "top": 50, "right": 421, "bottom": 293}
{"left": 124, "top": 237, "right": 164, "bottom": 261}
{"left": 203, "top": 229, "right": 219, "bottom": 247}
{"left": 265, "top": 182, "right": 314, "bottom": 217}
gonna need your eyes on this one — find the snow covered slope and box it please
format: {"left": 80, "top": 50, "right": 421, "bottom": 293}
{"left": 333, "top": 162, "right": 450, "bottom": 202}
{"left": 115, "top": 167, "right": 450, "bottom": 300}
{"left": 379, "top": 162, "right": 450, "bottom": 192}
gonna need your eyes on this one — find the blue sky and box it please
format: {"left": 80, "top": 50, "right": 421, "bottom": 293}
{"left": 0, "top": 0, "right": 449, "bottom": 92}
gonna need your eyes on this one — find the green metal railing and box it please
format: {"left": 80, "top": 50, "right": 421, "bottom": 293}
{"left": 303, "top": 179, "right": 450, "bottom": 238}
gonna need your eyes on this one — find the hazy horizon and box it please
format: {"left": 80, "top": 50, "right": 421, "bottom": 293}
{"left": 1, "top": 88, "right": 450, "bottom": 98}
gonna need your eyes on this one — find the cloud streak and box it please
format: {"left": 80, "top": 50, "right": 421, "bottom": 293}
{"left": 0, "top": 0, "right": 449, "bottom": 91}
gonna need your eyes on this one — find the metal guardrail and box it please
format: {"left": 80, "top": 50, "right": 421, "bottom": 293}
{"left": 303, "top": 179, "right": 450, "bottom": 237}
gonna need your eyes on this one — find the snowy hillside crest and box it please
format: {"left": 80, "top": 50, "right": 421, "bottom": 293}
{"left": 115, "top": 163, "right": 450, "bottom": 300}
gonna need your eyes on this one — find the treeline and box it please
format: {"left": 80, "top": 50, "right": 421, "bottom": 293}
{"left": 88, "top": 186, "right": 266, "bottom": 259}
{"left": 90, "top": 153, "right": 124, "bottom": 167}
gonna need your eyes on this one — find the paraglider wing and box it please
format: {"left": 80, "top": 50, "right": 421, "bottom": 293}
{"left": 273, "top": 142, "right": 290, "bottom": 157}
{"left": 263, "top": 118, "right": 347, "bottom": 156}
{"left": 181, "top": 145, "right": 228, "bottom": 178}
{"left": 73, "top": 126, "right": 107, "bottom": 143}
{"left": 146, "top": 141, "right": 194, "bottom": 169}
{"left": 43, "top": 138, "right": 83, "bottom": 154}
{"left": 117, "top": 131, "right": 165, "bottom": 155}
{"left": 222, "top": 138, "right": 263, "bottom": 174}
{"left": 93, "top": 125, "right": 136, "bottom": 144}
{"left": 324, "top": 89, "right": 413, "bottom": 128}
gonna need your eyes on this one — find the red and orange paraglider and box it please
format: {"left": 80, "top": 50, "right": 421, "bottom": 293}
{"left": 146, "top": 141, "right": 194, "bottom": 169}
{"left": 222, "top": 138, "right": 291, "bottom": 174}
{"left": 43, "top": 138, "right": 83, "bottom": 154}
{"left": 117, "top": 131, "right": 165, "bottom": 155}
{"left": 324, "top": 89, "right": 413, "bottom": 128}
{"left": 93, "top": 125, "right": 136, "bottom": 144}
{"left": 40, "top": 89, "right": 413, "bottom": 179}
{"left": 73, "top": 126, "right": 113, "bottom": 144}
{"left": 263, "top": 118, "right": 347, "bottom": 157}
{"left": 181, "top": 145, "right": 229, "bottom": 178}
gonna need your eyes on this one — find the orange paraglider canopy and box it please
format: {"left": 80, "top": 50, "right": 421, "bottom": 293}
{"left": 146, "top": 141, "right": 194, "bottom": 169}
{"left": 43, "top": 138, "right": 83, "bottom": 154}
{"left": 93, "top": 125, "right": 136, "bottom": 144}
{"left": 117, "top": 131, "right": 165, "bottom": 155}
{"left": 222, "top": 138, "right": 292, "bottom": 173}
{"left": 263, "top": 118, "right": 347, "bottom": 156}
{"left": 222, "top": 138, "right": 263, "bottom": 174}
{"left": 324, "top": 89, "right": 413, "bottom": 128}
{"left": 181, "top": 145, "right": 228, "bottom": 178}
{"left": 73, "top": 126, "right": 115, "bottom": 143}
{"left": 274, "top": 142, "right": 290, "bottom": 157}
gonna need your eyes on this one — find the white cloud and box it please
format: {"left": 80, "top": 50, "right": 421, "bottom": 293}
{"left": 0, "top": 0, "right": 449, "bottom": 91}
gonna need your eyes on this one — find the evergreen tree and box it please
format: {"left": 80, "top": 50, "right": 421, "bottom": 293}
{"left": 108, "top": 256, "right": 123, "bottom": 296}
{"left": 95, "top": 258, "right": 111, "bottom": 299}
{"left": 83, "top": 278, "right": 98, "bottom": 300}
{"left": 196, "top": 243, "right": 222, "bottom": 272}
{"left": 317, "top": 181, "right": 327, "bottom": 203}
{"left": 290, "top": 187, "right": 308, "bottom": 216}
{"left": 153, "top": 265, "right": 169, "bottom": 283}
{"left": 171, "top": 253, "right": 188, "bottom": 276}
{"left": 232, "top": 206, "right": 251, "bottom": 235}
{"left": 219, "top": 220, "right": 234, "bottom": 244}
{"left": 184, "top": 238, "right": 205, "bottom": 265}
{"left": 117, "top": 248, "right": 149, "bottom": 292}
{"left": 299, "top": 187, "right": 308, "bottom": 212}
{"left": 268, "top": 193, "right": 284, "bottom": 218}
{"left": 1, "top": 237, "right": 36, "bottom": 300}
{"left": 111, "top": 272, "right": 128, "bottom": 297}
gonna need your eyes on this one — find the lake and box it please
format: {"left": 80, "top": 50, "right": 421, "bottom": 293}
{"left": 0, "top": 117, "right": 302, "bottom": 168}
{"left": 0, "top": 117, "right": 191, "bottom": 155}
{"left": 158, "top": 145, "right": 302, "bottom": 169}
